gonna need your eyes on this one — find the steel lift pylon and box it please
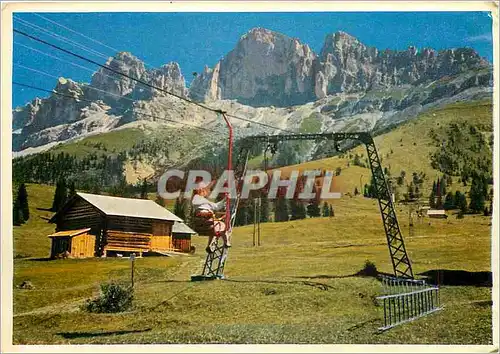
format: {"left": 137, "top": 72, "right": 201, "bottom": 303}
{"left": 193, "top": 131, "right": 414, "bottom": 280}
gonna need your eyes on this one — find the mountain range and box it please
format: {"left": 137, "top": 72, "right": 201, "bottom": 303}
{"left": 13, "top": 27, "right": 492, "bottom": 169}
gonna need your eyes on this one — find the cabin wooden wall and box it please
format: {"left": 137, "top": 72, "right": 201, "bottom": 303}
{"left": 55, "top": 198, "right": 103, "bottom": 232}
{"left": 104, "top": 230, "right": 151, "bottom": 255}
{"left": 54, "top": 197, "right": 105, "bottom": 255}
{"left": 150, "top": 221, "right": 173, "bottom": 251}
{"left": 107, "top": 216, "right": 153, "bottom": 233}
{"left": 70, "top": 233, "right": 96, "bottom": 258}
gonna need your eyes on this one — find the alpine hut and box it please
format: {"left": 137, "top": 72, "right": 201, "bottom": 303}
{"left": 426, "top": 209, "right": 448, "bottom": 219}
{"left": 48, "top": 192, "right": 183, "bottom": 258}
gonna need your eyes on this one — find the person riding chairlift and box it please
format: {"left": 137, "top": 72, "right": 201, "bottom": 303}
{"left": 191, "top": 181, "right": 231, "bottom": 253}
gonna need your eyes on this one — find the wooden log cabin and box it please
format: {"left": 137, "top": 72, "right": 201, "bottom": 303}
{"left": 48, "top": 192, "right": 185, "bottom": 257}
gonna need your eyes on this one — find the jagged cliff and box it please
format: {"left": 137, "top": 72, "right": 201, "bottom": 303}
{"left": 12, "top": 28, "right": 492, "bottom": 154}
{"left": 190, "top": 28, "right": 489, "bottom": 106}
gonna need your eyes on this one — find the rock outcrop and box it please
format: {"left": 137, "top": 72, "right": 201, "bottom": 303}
{"left": 144, "top": 62, "right": 187, "bottom": 98}
{"left": 316, "top": 31, "right": 489, "bottom": 96}
{"left": 19, "top": 78, "right": 89, "bottom": 136}
{"left": 190, "top": 27, "right": 317, "bottom": 106}
{"left": 90, "top": 52, "right": 147, "bottom": 101}
{"left": 190, "top": 29, "right": 489, "bottom": 107}
{"left": 189, "top": 64, "right": 221, "bottom": 102}
{"left": 89, "top": 52, "right": 187, "bottom": 102}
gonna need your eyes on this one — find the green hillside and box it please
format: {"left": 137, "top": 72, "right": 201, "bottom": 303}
{"left": 49, "top": 128, "right": 148, "bottom": 158}
{"left": 13, "top": 124, "right": 218, "bottom": 188}
{"left": 276, "top": 100, "right": 492, "bottom": 199}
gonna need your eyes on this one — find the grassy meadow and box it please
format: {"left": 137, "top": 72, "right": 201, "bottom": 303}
{"left": 12, "top": 184, "right": 492, "bottom": 344}
{"left": 10, "top": 100, "right": 494, "bottom": 345}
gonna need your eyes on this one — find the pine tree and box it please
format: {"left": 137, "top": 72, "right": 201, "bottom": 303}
{"left": 329, "top": 204, "right": 334, "bottom": 217}
{"left": 322, "top": 201, "right": 329, "bottom": 217}
{"left": 290, "top": 199, "right": 306, "bottom": 220}
{"left": 274, "top": 197, "right": 289, "bottom": 222}
{"left": 469, "top": 175, "right": 486, "bottom": 213}
{"left": 17, "top": 183, "right": 29, "bottom": 221}
{"left": 454, "top": 191, "right": 463, "bottom": 209}
{"left": 436, "top": 193, "right": 443, "bottom": 209}
{"left": 51, "top": 179, "right": 68, "bottom": 212}
{"left": 13, "top": 197, "right": 23, "bottom": 226}
{"left": 458, "top": 193, "right": 468, "bottom": 213}
{"left": 235, "top": 203, "right": 251, "bottom": 226}
{"left": 428, "top": 189, "right": 436, "bottom": 208}
{"left": 443, "top": 192, "right": 455, "bottom": 210}
{"left": 140, "top": 179, "right": 148, "bottom": 199}
{"left": 173, "top": 197, "right": 187, "bottom": 220}
{"left": 307, "top": 199, "right": 321, "bottom": 218}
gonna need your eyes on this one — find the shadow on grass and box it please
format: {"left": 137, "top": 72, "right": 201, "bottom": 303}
{"left": 290, "top": 265, "right": 393, "bottom": 280}
{"left": 36, "top": 207, "right": 53, "bottom": 212}
{"left": 418, "top": 269, "right": 492, "bottom": 287}
{"left": 57, "top": 328, "right": 152, "bottom": 339}
{"left": 223, "top": 278, "right": 334, "bottom": 290}
{"left": 27, "top": 258, "right": 52, "bottom": 262}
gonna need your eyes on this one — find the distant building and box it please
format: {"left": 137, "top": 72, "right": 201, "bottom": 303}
{"left": 48, "top": 192, "right": 185, "bottom": 258}
{"left": 426, "top": 209, "right": 448, "bottom": 219}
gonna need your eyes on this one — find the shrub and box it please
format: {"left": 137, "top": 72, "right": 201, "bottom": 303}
{"left": 83, "top": 282, "right": 133, "bottom": 313}
{"left": 357, "top": 260, "right": 378, "bottom": 277}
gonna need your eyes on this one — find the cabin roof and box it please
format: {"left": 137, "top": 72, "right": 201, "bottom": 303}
{"left": 172, "top": 222, "right": 196, "bottom": 234}
{"left": 48, "top": 228, "right": 91, "bottom": 238}
{"left": 77, "top": 192, "right": 182, "bottom": 222}
{"left": 427, "top": 209, "right": 446, "bottom": 215}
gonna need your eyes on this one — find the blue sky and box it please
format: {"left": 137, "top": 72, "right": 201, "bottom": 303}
{"left": 12, "top": 11, "right": 493, "bottom": 107}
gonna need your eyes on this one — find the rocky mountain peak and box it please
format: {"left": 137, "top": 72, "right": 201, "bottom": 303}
{"left": 146, "top": 62, "right": 187, "bottom": 98}
{"left": 206, "top": 27, "right": 317, "bottom": 106}
{"left": 90, "top": 51, "right": 147, "bottom": 101}
{"left": 12, "top": 27, "right": 492, "bottom": 154}
{"left": 12, "top": 97, "right": 43, "bottom": 131}
{"left": 54, "top": 77, "right": 84, "bottom": 99}
{"left": 241, "top": 27, "right": 279, "bottom": 45}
